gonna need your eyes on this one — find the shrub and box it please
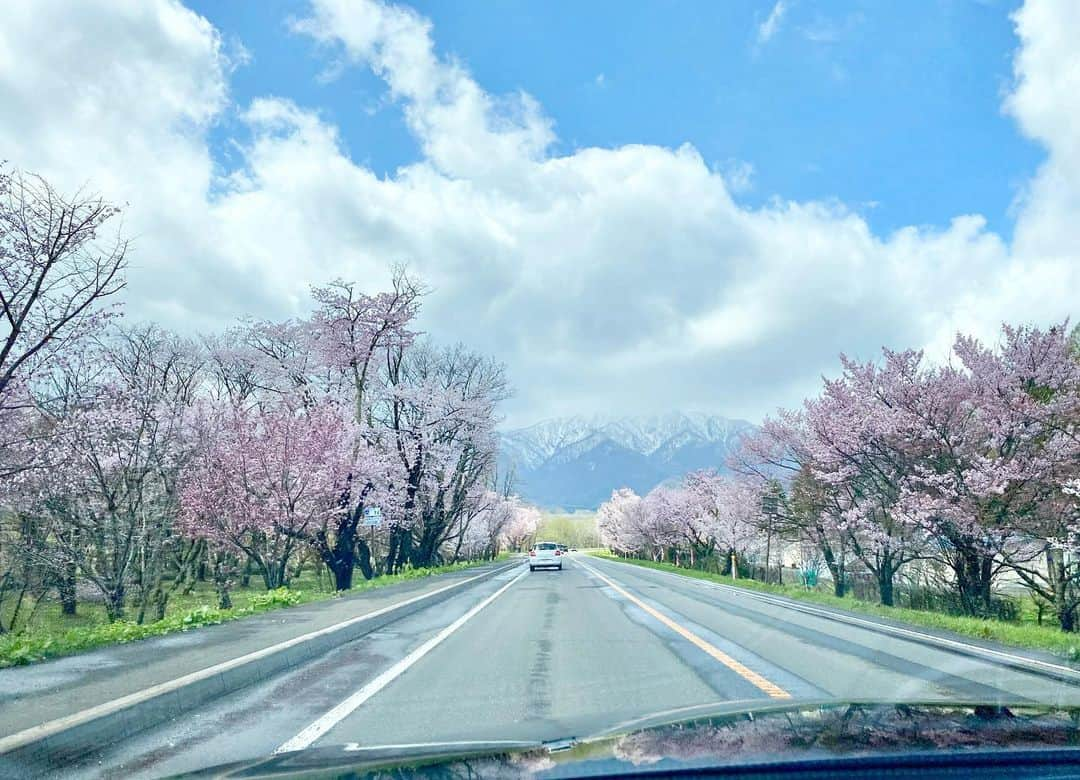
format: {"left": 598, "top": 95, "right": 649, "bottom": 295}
{"left": 249, "top": 588, "right": 302, "bottom": 609}
{"left": 0, "top": 559, "right": 489, "bottom": 668}
{"left": 898, "top": 585, "right": 1020, "bottom": 622}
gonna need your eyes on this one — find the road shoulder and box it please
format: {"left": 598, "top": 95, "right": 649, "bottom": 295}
{"left": 0, "top": 561, "right": 518, "bottom": 774}
{"left": 588, "top": 555, "right": 1080, "bottom": 679}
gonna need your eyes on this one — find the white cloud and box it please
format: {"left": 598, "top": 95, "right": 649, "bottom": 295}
{"left": 801, "top": 11, "right": 863, "bottom": 45}
{"left": 1005, "top": 0, "right": 1080, "bottom": 262}
{"left": 717, "top": 159, "right": 755, "bottom": 194}
{"left": 757, "top": 1, "right": 788, "bottom": 44}
{"left": 0, "top": 0, "right": 1076, "bottom": 427}
{"left": 291, "top": 0, "right": 554, "bottom": 183}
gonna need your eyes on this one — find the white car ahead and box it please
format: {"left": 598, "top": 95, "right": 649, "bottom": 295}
{"left": 529, "top": 541, "right": 563, "bottom": 571}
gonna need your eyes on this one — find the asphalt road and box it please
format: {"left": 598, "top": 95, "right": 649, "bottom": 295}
{"left": 51, "top": 554, "right": 1080, "bottom": 778}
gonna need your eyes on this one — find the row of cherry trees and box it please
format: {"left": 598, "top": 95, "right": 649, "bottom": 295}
{"left": 600, "top": 323, "right": 1080, "bottom": 631}
{"left": 597, "top": 474, "right": 767, "bottom": 572}
{"left": 0, "top": 167, "right": 535, "bottom": 627}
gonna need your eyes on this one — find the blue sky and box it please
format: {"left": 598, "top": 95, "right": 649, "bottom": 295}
{"left": 191, "top": 0, "right": 1039, "bottom": 238}
{"left": 5, "top": 0, "right": 1075, "bottom": 426}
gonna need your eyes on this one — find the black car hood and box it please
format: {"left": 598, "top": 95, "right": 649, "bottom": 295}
{"left": 176, "top": 700, "right": 1080, "bottom": 778}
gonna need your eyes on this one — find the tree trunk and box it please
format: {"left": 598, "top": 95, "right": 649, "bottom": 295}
{"left": 818, "top": 531, "right": 846, "bottom": 597}
{"left": 1058, "top": 603, "right": 1077, "bottom": 633}
{"left": 139, "top": 586, "right": 169, "bottom": 624}
{"left": 979, "top": 555, "right": 993, "bottom": 610}
{"left": 355, "top": 538, "right": 374, "bottom": 581}
{"left": 58, "top": 560, "right": 77, "bottom": 616}
{"left": 764, "top": 525, "right": 773, "bottom": 585}
{"left": 253, "top": 554, "right": 286, "bottom": 590}
{"left": 104, "top": 584, "right": 126, "bottom": 622}
{"left": 333, "top": 562, "right": 354, "bottom": 590}
{"left": 211, "top": 550, "right": 236, "bottom": 610}
{"left": 877, "top": 568, "right": 894, "bottom": 607}
{"left": 153, "top": 590, "right": 168, "bottom": 622}
{"left": 386, "top": 527, "right": 411, "bottom": 574}
{"left": 1046, "top": 548, "right": 1078, "bottom": 632}
{"left": 954, "top": 547, "right": 995, "bottom": 617}
{"left": 5, "top": 581, "right": 29, "bottom": 632}
{"left": 269, "top": 560, "right": 287, "bottom": 589}
{"left": 313, "top": 508, "right": 367, "bottom": 591}
{"left": 410, "top": 517, "right": 443, "bottom": 569}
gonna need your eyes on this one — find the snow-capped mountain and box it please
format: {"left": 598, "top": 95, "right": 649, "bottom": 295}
{"left": 499, "top": 412, "right": 756, "bottom": 509}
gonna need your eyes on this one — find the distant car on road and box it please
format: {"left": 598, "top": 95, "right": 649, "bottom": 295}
{"left": 530, "top": 542, "right": 563, "bottom": 571}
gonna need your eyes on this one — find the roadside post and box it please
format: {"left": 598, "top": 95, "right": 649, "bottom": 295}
{"left": 363, "top": 506, "right": 382, "bottom": 560}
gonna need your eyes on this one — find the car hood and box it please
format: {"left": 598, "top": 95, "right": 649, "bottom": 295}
{"left": 175, "top": 699, "right": 1080, "bottom": 778}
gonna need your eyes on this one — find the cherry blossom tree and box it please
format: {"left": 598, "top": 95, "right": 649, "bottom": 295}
{"left": 501, "top": 500, "right": 541, "bottom": 551}
{"left": 454, "top": 491, "right": 535, "bottom": 560}
{"left": 732, "top": 414, "right": 853, "bottom": 595}
{"left": 597, "top": 320, "right": 1079, "bottom": 629}
{"left": 180, "top": 397, "right": 358, "bottom": 591}
{"left": 222, "top": 272, "right": 423, "bottom": 587}
{"left": 97, "top": 326, "right": 203, "bottom": 622}
{"left": 21, "top": 331, "right": 195, "bottom": 622}
{"left": 0, "top": 167, "right": 126, "bottom": 408}
{"left": 896, "top": 324, "right": 1080, "bottom": 624}
{"left": 598, "top": 488, "right": 647, "bottom": 555}
{"left": 802, "top": 354, "right": 929, "bottom": 606}
{"left": 310, "top": 269, "right": 421, "bottom": 421}
{"left": 688, "top": 472, "right": 770, "bottom": 575}
{"left": 641, "top": 484, "right": 695, "bottom": 564}
{"left": 652, "top": 480, "right": 712, "bottom": 566}
{"left": 729, "top": 321, "right": 1080, "bottom": 618}
{"left": 379, "top": 342, "right": 507, "bottom": 571}
{"left": 181, "top": 274, "right": 504, "bottom": 589}
{"left": 303, "top": 271, "right": 421, "bottom": 584}
{"left": 0, "top": 227, "right": 510, "bottom": 619}
{"left": 599, "top": 485, "right": 684, "bottom": 561}
{"left": 0, "top": 380, "right": 51, "bottom": 482}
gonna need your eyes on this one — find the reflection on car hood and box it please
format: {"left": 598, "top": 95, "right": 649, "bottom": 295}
{"left": 176, "top": 700, "right": 1080, "bottom": 778}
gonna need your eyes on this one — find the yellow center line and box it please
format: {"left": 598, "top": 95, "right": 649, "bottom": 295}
{"left": 582, "top": 561, "right": 791, "bottom": 699}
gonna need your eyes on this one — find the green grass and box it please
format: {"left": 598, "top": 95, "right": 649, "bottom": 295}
{"left": 0, "top": 558, "right": 496, "bottom": 669}
{"left": 536, "top": 511, "right": 600, "bottom": 549}
{"left": 590, "top": 551, "right": 1080, "bottom": 662}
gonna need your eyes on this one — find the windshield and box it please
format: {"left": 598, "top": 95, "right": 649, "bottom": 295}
{"left": 2, "top": 1, "right": 1080, "bottom": 779}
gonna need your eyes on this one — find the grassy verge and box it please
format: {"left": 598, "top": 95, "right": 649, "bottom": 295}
{"left": 0, "top": 558, "right": 498, "bottom": 669}
{"left": 589, "top": 551, "right": 1080, "bottom": 662}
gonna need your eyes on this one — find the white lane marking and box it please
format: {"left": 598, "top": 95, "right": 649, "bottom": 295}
{"left": 592, "top": 556, "right": 1080, "bottom": 681}
{"left": 0, "top": 564, "right": 517, "bottom": 756}
{"left": 342, "top": 740, "right": 531, "bottom": 752}
{"left": 275, "top": 568, "right": 530, "bottom": 754}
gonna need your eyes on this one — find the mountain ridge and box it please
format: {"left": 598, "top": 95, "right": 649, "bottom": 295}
{"left": 499, "top": 411, "right": 755, "bottom": 509}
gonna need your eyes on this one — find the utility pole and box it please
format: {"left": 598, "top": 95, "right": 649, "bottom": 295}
{"left": 762, "top": 490, "right": 778, "bottom": 585}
